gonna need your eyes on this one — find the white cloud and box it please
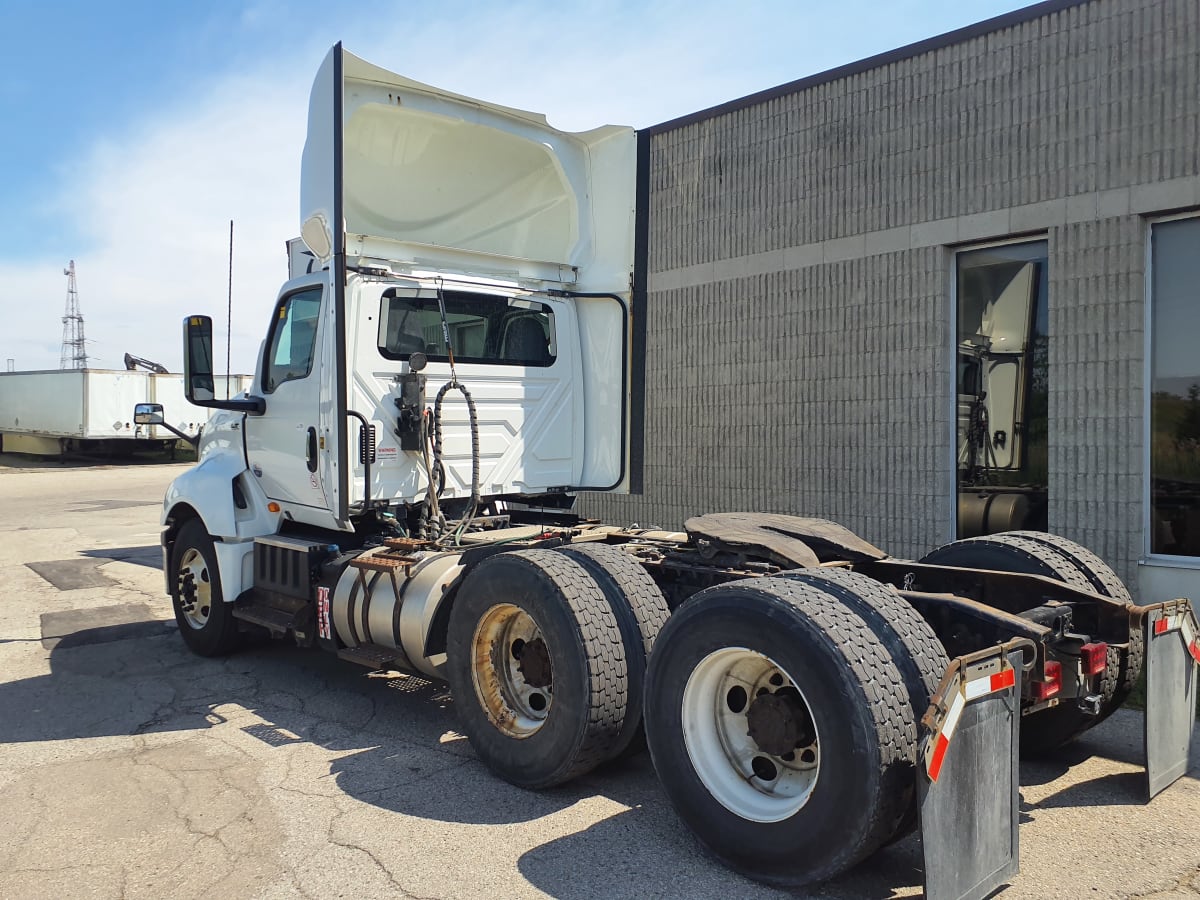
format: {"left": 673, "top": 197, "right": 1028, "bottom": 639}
{"left": 0, "top": 0, "right": 1023, "bottom": 374}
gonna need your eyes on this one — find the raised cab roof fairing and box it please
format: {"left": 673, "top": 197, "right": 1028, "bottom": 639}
{"left": 300, "top": 45, "right": 636, "bottom": 294}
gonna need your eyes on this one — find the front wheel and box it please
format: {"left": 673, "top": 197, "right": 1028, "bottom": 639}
{"left": 169, "top": 518, "right": 240, "bottom": 657}
{"left": 643, "top": 576, "right": 916, "bottom": 886}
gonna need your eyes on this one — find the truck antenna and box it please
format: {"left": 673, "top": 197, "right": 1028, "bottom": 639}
{"left": 226, "top": 219, "right": 234, "bottom": 399}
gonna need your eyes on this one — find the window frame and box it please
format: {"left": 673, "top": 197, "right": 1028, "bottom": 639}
{"left": 376, "top": 289, "right": 558, "bottom": 368}
{"left": 261, "top": 286, "right": 323, "bottom": 394}
{"left": 1143, "top": 211, "right": 1200, "bottom": 565}
{"left": 949, "top": 234, "right": 1050, "bottom": 541}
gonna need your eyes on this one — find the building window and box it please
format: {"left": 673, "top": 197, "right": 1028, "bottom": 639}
{"left": 955, "top": 240, "right": 1049, "bottom": 537}
{"left": 1150, "top": 217, "right": 1200, "bottom": 558}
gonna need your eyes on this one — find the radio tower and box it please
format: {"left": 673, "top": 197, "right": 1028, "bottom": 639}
{"left": 60, "top": 260, "right": 88, "bottom": 369}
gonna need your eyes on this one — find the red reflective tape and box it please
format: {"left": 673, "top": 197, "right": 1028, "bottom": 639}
{"left": 990, "top": 668, "right": 1016, "bottom": 692}
{"left": 1154, "top": 617, "right": 1169, "bottom": 636}
{"left": 928, "top": 733, "right": 950, "bottom": 783}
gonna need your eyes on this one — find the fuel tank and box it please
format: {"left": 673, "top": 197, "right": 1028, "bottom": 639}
{"left": 329, "top": 548, "right": 464, "bottom": 678}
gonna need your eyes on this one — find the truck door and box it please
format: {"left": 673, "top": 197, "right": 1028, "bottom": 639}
{"left": 245, "top": 285, "right": 336, "bottom": 526}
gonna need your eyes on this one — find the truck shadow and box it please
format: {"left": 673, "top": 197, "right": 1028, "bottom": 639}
{"left": 80, "top": 545, "right": 163, "bottom": 569}
{"left": 2, "top": 613, "right": 1187, "bottom": 900}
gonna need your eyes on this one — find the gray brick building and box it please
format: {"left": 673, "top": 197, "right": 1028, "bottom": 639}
{"left": 581, "top": 0, "right": 1200, "bottom": 604}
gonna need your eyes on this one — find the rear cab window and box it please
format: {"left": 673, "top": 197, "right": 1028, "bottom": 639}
{"left": 378, "top": 290, "right": 555, "bottom": 367}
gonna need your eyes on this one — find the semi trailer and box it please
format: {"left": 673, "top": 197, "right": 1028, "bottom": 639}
{"left": 138, "top": 44, "right": 1199, "bottom": 899}
{"left": 0, "top": 368, "right": 250, "bottom": 456}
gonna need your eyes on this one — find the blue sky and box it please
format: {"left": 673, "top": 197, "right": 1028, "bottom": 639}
{"left": 0, "top": 0, "right": 1033, "bottom": 372}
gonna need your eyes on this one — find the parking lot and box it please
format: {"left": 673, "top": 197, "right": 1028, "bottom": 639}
{"left": 0, "top": 457, "right": 1197, "bottom": 899}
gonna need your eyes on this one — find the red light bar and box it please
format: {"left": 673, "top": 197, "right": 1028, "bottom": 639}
{"left": 1080, "top": 642, "right": 1108, "bottom": 677}
{"left": 1031, "top": 660, "right": 1062, "bottom": 701}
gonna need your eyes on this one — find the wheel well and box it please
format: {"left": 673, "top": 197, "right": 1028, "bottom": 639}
{"left": 163, "top": 503, "right": 202, "bottom": 562}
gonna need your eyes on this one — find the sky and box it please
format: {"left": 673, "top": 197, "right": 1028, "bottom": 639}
{"left": 0, "top": 0, "right": 1035, "bottom": 375}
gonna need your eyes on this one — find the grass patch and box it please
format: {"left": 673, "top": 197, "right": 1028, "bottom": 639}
{"left": 1122, "top": 667, "right": 1200, "bottom": 714}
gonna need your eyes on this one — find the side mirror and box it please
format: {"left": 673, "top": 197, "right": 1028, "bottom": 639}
{"left": 181, "top": 315, "right": 264, "bottom": 413}
{"left": 134, "top": 403, "right": 165, "bottom": 425}
{"left": 184, "top": 316, "right": 217, "bottom": 403}
{"left": 132, "top": 401, "right": 200, "bottom": 448}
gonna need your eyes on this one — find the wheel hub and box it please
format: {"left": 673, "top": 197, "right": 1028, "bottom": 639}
{"left": 516, "top": 637, "right": 553, "bottom": 688}
{"left": 681, "top": 647, "right": 821, "bottom": 823}
{"left": 175, "top": 548, "right": 212, "bottom": 629}
{"left": 746, "top": 688, "right": 814, "bottom": 757}
{"left": 470, "top": 603, "right": 553, "bottom": 738}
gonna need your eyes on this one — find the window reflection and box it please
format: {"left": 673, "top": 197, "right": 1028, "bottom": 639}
{"left": 955, "top": 241, "right": 1049, "bottom": 537}
{"left": 1150, "top": 218, "right": 1200, "bottom": 557}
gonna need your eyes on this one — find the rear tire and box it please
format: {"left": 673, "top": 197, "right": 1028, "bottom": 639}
{"left": 920, "top": 531, "right": 1133, "bottom": 754}
{"left": 169, "top": 518, "right": 240, "bottom": 657}
{"left": 779, "top": 567, "right": 948, "bottom": 841}
{"left": 445, "top": 549, "right": 628, "bottom": 789}
{"left": 555, "top": 543, "right": 669, "bottom": 761}
{"left": 643, "top": 576, "right": 916, "bottom": 886}
{"left": 1004, "top": 530, "right": 1142, "bottom": 703}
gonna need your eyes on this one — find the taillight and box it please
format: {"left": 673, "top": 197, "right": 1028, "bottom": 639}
{"left": 1080, "top": 642, "right": 1108, "bottom": 677}
{"left": 1031, "top": 660, "right": 1062, "bottom": 701}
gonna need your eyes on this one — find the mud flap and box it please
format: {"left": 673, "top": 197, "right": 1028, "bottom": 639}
{"left": 918, "top": 644, "right": 1030, "bottom": 900}
{"left": 1143, "top": 600, "right": 1200, "bottom": 800}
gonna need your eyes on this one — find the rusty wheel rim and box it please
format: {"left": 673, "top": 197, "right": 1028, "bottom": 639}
{"left": 470, "top": 603, "right": 552, "bottom": 738}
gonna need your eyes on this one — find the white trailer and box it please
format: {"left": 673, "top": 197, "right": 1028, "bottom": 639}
{"left": 0, "top": 369, "right": 252, "bottom": 455}
{"left": 137, "top": 44, "right": 1199, "bottom": 900}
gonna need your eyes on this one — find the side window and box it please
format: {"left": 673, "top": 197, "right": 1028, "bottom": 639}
{"left": 377, "top": 290, "right": 556, "bottom": 367}
{"left": 263, "top": 288, "right": 322, "bottom": 392}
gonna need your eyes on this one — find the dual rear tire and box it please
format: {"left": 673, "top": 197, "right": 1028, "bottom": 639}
{"left": 445, "top": 546, "right": 669, "bottom": 789}
{"left": 920, "top": 530, "right": 1140, "bottom": 754}
{"left": 448, "top": 552, "right": 949, "bottom": 886}
{"left": 643, "top": 570, "right": 947, "bottom": 886}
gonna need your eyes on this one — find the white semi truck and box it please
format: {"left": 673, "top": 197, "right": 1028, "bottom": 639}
{"left": 137, "top": 45, "right": 1200, "bottom": 899}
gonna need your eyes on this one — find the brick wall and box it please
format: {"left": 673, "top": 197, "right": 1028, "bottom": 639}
{"left": 581, "top": 0, "right": 1200, "bottom": 586}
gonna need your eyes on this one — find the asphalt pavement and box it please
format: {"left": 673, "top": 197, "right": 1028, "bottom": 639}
{"left": 0, "top": 456, "right": 1197, "bottom": 899}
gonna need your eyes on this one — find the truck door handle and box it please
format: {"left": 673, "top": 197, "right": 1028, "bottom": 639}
{"left": 306, "top": 427, "right": 318, "bottom": 473}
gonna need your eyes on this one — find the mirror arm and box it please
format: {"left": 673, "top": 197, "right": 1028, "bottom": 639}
{"left": 157, "top": 420, "right": 202, "bottom": 448}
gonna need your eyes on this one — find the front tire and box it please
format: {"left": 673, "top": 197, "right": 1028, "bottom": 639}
{"left": 169, "top": 518, "right": 240, "bottom": 657}
{"left": 643, "top": 576, "right": 916, "bottom": 886}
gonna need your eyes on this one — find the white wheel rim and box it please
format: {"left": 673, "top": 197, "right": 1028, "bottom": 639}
{"left": 682, "top": 647, "right": 820, "bottom": 823}
{"left": 176, "top": 548, "right": 212, "bottom": 630}
{"left": 470, "top": 603, "right": 553, "bottom": 738}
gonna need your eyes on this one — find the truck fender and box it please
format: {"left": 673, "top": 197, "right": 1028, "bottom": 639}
{"left": 163, "top": 452, "right": 280, "bottom": 604}
{"left": 164, "top": 452, "right": 278, "bottom": 541}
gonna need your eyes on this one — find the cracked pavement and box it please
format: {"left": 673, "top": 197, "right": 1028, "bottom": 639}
{"left": 0, "top": 456, "right": 1197, "bottom": 899}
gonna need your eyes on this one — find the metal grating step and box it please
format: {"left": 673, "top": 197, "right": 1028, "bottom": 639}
{"left": 338, "top": 642, "right": 405, "bottom": 670}
{"left": 231, "top": 603, "right": 296, "bottom": 634}
{"left": 350, "top": 554, "right": 418, "bottom": 573}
